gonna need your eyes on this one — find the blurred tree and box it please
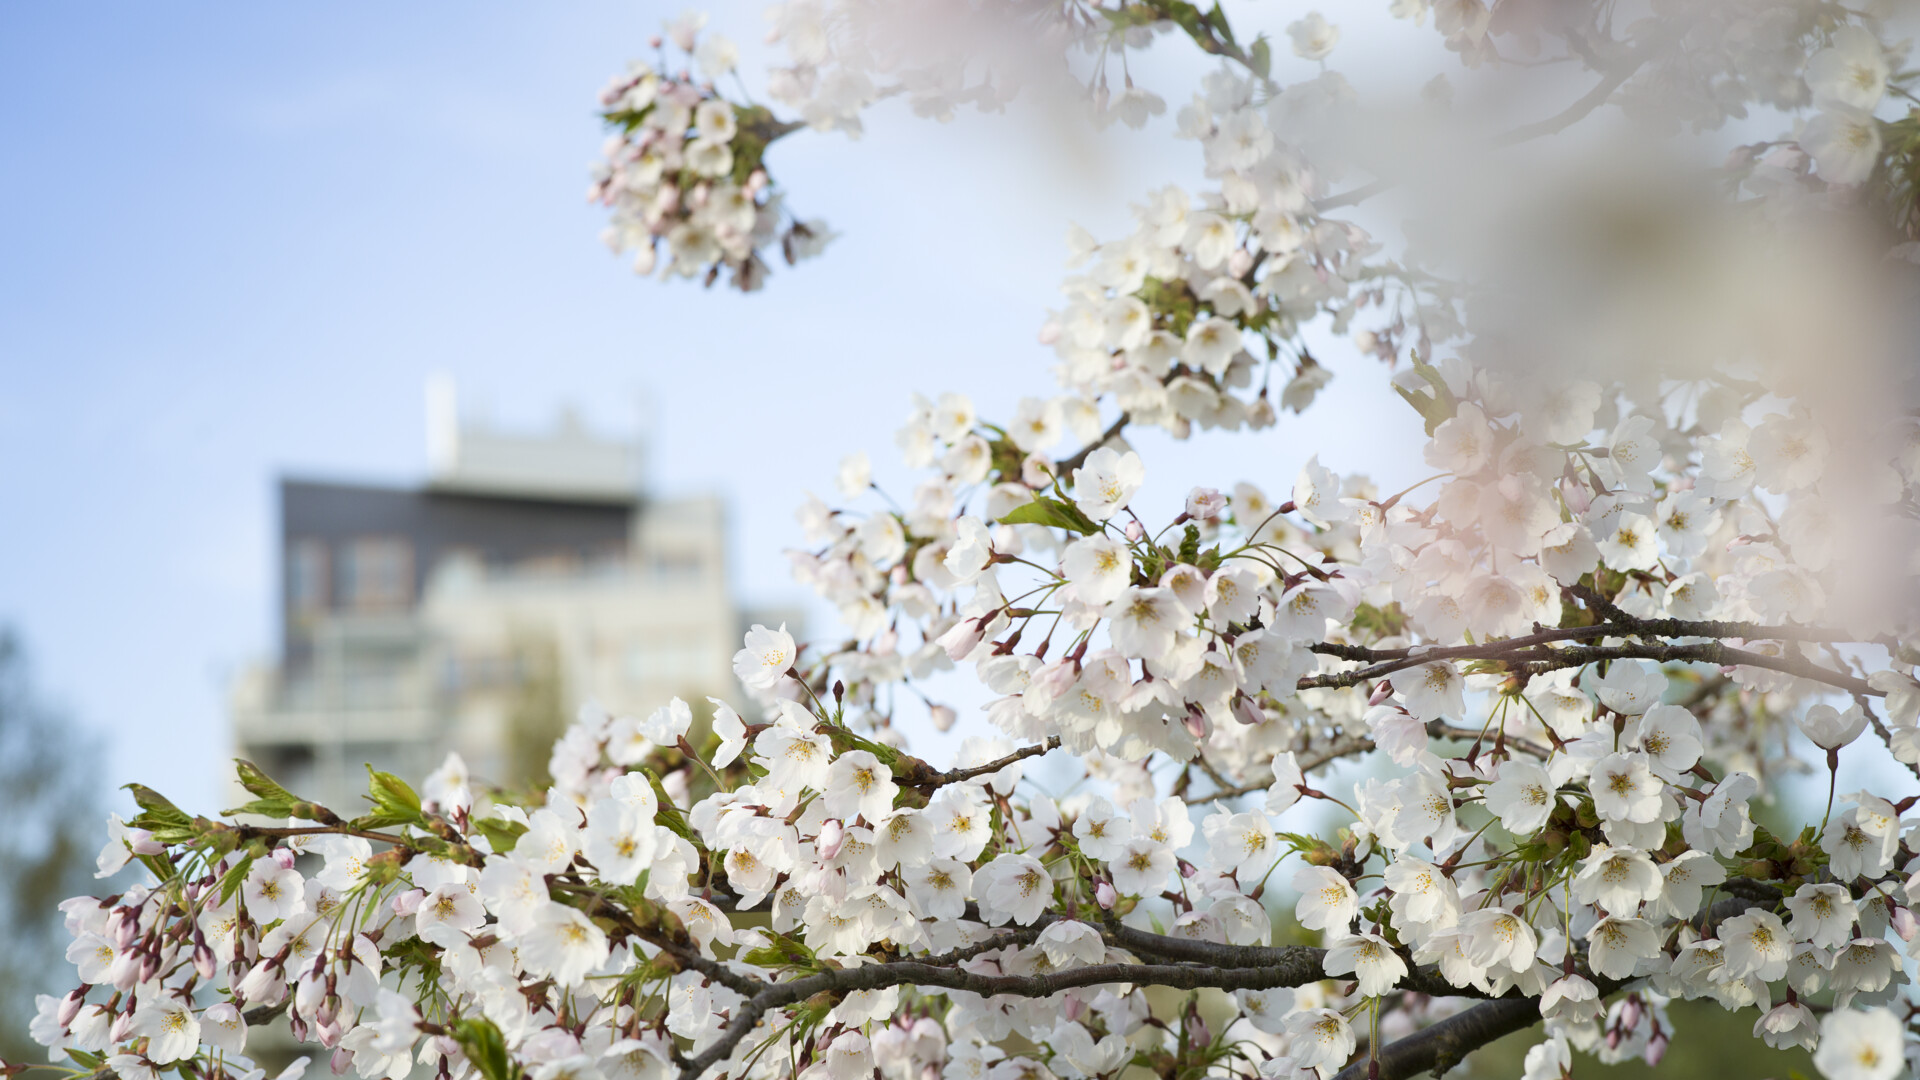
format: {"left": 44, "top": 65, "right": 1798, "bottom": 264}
{"left": 503, "top": 630, "right": 565, "bottom": 790}
{"left": 0, "top": 628, "right": 101, "bottom": 1062}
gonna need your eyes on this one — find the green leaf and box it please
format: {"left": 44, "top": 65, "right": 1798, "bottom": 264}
{"left": 640, "top": 768, "right": 696, "bottom": 841}
{"left": 1249, "top": 36, "right": 1272, "bottom": 81}
{"left": 1393, "top": 382, "right": 1448, "bottom": 437}
{"left": 450, "top": 1017, "right": 520, "bottom": 1080}
{"left": 126, "top": 784, "right": 191, "bottom": 829}
{"left": 227, "top": 759, "right": 320, "bottom": 820}
{"left": 1176, "top": 524, "right": 1201, "bottom": 565}
{"left": 361, "top": 765, "right": 425, "bottom": 828}
{"left": 999, "top": 496, "right": 1100, "bottom": 536}
{"left": 472, "top": 817, "right": 528, "bottom": 854}
{"left": 740, "top": 930, "right": 820, "bottom": 971}
{"left": 235, "top": 759, "right": 297, "bottom": 802}
{"left": 217, "top": 855, "right": 256, "bottom": 905}
{"left": 1206, "top": 1, "right": 1235, "bottom": 45}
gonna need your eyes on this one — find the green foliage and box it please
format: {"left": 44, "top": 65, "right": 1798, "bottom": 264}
{"left": 1393, "top": 357, "right": 1458, "bottom": 436}
{"left": 471, "top": 817, "right": 528, "bottom": 854}
{"left": 358, "top": 765, "right": 426, "bottom": 829}
{"left": 450, "top": 1017, "right": 521, "bottom": 1080}
{"left": 740, "top": 930, "right": 823, "bottom": 973}
{"left": 0, "top": 628, "right": 104, "bottom": 1063}
{"left": 999, "top": 496, "right": 1100, "bottom": 535}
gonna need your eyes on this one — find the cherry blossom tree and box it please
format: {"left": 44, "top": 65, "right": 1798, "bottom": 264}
{"left": 17, "top": 3, "right": 1920, "bottom": 1080}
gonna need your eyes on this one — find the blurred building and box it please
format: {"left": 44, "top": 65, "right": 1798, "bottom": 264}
{"left": 229, "top": 384, "right": 796, "bottom": 811}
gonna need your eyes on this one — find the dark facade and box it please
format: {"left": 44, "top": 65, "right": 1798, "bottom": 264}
{"left": 278, "top": 478, "right": 636, "bottom": 664}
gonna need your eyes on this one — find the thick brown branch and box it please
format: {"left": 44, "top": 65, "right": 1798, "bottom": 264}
{"left": 1330, "top": 997, "right": 1541, "bottom": 1080}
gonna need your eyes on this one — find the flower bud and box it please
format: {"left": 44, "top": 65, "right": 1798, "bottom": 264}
{"left": 392, "top": 888, "right": 427, "bottom": 917}
{"left": 937, "top": 618, "right": 985, "bottom": 662}
{"left": 1095, "top": 881, "right": 1117, "bottom": 910}
{"left": 1187, "top": 1012, "right": 1211, "bottom": 1048}
{"left": 1232, "top": 696, "right": 1263, "bottom": 726}
{"left": 193, "top": 939, "right": 216, "bottom": 981}
{"left": 1125, "top": 520, "right": 1145, "bottom": 543}
{"left": 929, "top": 705, "right": 957, "bottom": 733}
{"left": 332, "top": 1046, "right": 355, "bottom": 1075}
{"left": 109, "top": 1010, "right": 135, "bottom": 1043}
{"left": 1643, "top": 1031, "right": 1669, "bottom": 1067}
{"left": 129, "top": 829, "right": 165, "bottom": 856}
{"left": 1893, "top": 905, "right": 1918, "bottom": 942}
{"left": 58, "top": 989, "right": 87, "bottom": 1028}
{"left": 272, "top": 847, "right": 298, "bottom": 870}
{"left": 817, "top": 818, "right": 846, "bottom": 860}
{"left": 112, "top": 910, "right": 139, "bottom": 951}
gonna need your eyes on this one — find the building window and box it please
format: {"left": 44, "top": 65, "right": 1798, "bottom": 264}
{"left": 649, "top": 548, "right": 705, "bottom": 581}
{"left": 341, "top": 538, "right": 413, "bottom": 612}
{"left": 289, "top": 540, "right": 329, "bottom": 618}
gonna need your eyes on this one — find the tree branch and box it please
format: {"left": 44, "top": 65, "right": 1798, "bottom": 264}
{"left": 1052, "top": 415, "right": 1131, "bottom": 478}
{"left": 1330, "top": 997, "right": 1541, "bottom": 1080}
{"left": 1315, "top": 44, "right": 1654, "bottom": 214}
{"left": 898, "top": 737, "right": 1061, "bottom": 790}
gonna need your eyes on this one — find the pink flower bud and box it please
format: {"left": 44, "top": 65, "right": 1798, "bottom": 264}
{"left": 1558, "top": 476, "right": 1591, "bottom": 515}
{"left": 110, "top": 1010, "right": 135, "bottom": 1043}
{"left": 58, "top": 989, "right": 87, "bottom": 1028}
{"left": 1368, "top": 681, "right": 1395, "bottom": 706}
{"left": 332, "top": 1046, "right": 355, "bottom": 1075}
{"left": 1064, "top": 995, "right": 1086, "bottom": 1022}
{"left": 111, "top": 909, "right": 139, "bottom": 951}
{"left": 1232, "top": 696, "right": 1263, "bottom": 726}
{"left": 1182, "top": 708, "right": 1210, "bottom": 740}
{"left": 1620, "top": 996, "right": 1642, "bottom": 1031}
{"left": 129, "top": 829, "right": 165, "bottom": 856}
{"left": 1893, "top": 906, "right": 1918, "bottom": 942}
{"left": 391, "top": 888, "right": 427, "bottom": 917}
{"left": 1125, "top": 520, "right": 1145, "bottom": 543}
{"left": 930, "top": 705, "right": 957, "bottom": 732}
{"left": 194, "top": 941, "right": 216, "bottom": 980}
{"left": 937, "top": 618, "right": 985, "bottom": 662}
{"left": 1643, "top": 1031, "right": 1668, "bottom": 1067}
{"left": 272, "top": 847, "right": 298, "bottom": 870}
{"left": 1095, "top": 881, "right": 1117, "bottom": 909}
{"left": 817, "top": 819, "right": 845, "bottom": 860}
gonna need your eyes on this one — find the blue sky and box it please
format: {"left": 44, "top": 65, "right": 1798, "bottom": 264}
{"left": 0, "top": 3, "right": 1436, "bottom": 816}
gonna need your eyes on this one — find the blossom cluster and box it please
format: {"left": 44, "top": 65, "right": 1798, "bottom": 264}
{"left": 18, "top": 4, "right": 1920, "bottom": 1080}
{"left": 590, "top": 13, "right": 833, "bottom": 291}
